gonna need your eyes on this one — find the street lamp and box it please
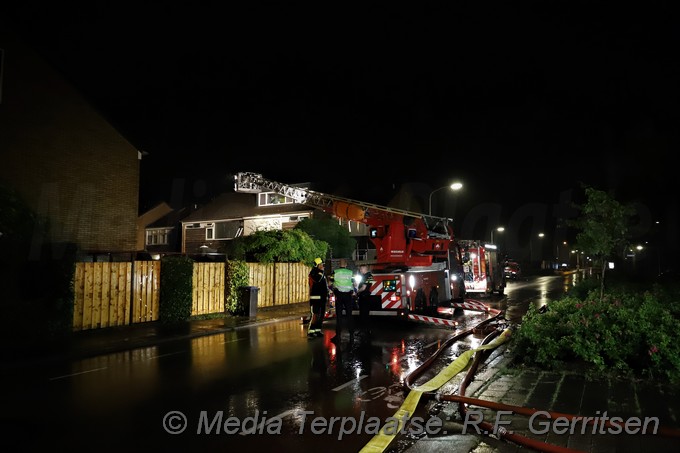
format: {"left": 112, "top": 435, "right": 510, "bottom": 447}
{"left": 490, "top": 226, "right": 504, "bottom": 244}
{"left": 530, "top": 233, "right": 545, "bottom": 266}
{"left": 428, "top": 182, "right": 463, "bottom": 216}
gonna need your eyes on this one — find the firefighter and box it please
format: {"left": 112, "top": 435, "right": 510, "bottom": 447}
{"left": 307, "top": 258, "right": 329, "bottom": 338}
{"left": 330, "top": 258, "right": 356, "bottom": 344}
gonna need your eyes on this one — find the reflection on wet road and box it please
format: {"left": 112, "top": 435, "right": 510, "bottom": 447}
{"left": 0, "top": 274, "right": 574, "bottom": 452}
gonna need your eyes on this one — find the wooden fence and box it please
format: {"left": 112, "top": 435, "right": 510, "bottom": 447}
{"left": 248, "top": 262, "right": 310, "bottom": 307}
{"left": 73, "top": 261, "right": 160, "bottom": 331}
{"left": 191, "top": 262, "right": 226, "bottom": 315}
{"left": 73, "top": 261, "right": 309, "bottom": 331}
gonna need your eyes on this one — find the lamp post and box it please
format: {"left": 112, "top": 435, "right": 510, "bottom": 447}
{"left": 556, "top": 241, "right": 567, "bottom": 265}
{"left": 428, "top": 182, "right": 463, "bottom": 216}
{"left": 571, "top": 249, "right": 580, "bottom": 269}
{"left": 491, "top": 226, "right": 504, "bottom": 244}
{"left": 531, "top": 233, "right": 545, "bottom": 267}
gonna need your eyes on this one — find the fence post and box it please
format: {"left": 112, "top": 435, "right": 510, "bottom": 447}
{"left": 129, "top": 254, "right": 135, "bottom": 325}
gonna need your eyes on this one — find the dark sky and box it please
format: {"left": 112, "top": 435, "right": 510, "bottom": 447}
{"left": 2, "top": 2, "right": 678, "bottom": 249}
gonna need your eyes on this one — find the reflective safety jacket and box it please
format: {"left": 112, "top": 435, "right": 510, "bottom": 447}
{"left": 332, "top": 267, "right": 355, "bottom": 293}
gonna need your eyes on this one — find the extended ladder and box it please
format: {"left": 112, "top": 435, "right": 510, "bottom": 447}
{"left": 233, "top": 171, "right": 453, "bottom": 227}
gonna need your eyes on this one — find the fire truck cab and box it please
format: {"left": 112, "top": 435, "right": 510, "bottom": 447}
{"left": 362, "top": 259, "right": 465, "bottom": 316}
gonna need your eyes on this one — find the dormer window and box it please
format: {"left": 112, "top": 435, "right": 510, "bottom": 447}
{"left": 258, "top": 192, "right": 295, "bottom": 206}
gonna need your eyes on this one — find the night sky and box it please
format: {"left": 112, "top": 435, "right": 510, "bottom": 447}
{"left": 2, "top": 2, "right": 677, "bottom": 254}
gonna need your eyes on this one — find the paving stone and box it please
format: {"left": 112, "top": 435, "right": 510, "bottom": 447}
{"left": 552, "top": 373, "right": 586, "bottom": 414}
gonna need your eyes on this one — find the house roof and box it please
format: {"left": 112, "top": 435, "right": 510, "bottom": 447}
{"left": 147, "top": 206, "right": 196, "bottom": 228}
{"left": 181, "top": 192, "right": 315, "bottom": 223}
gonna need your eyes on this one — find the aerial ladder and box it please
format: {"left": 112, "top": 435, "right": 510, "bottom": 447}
{"left": 234, "top": 172, "right": 497, "bottom": 321}
{"left": 234, "top": 171, "right": 454, "bottom": 270}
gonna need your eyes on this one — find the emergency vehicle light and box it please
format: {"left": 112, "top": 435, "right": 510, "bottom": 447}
{"left": 382, "top": 280, "right": 397, "bottom": 291}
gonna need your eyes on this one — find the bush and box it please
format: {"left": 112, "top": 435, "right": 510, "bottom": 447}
{"left": 565, "top": 276, "right": 600, "bottom": 300}
{"left": 226, "top": 260, "right": 250, "bottom": 315}
{"left": 159, "top": 256, "right": 194, "bottom": 326}
{"left": 511, "top": 287, "right": 680, "bottom": 383}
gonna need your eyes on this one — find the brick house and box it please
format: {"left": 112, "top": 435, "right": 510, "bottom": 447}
{"left": 179, "top": 185, "right": 377, "bottom": 261}
{"left": 0, "top": 32, "right": 141, "bottom": 259}
{"left": 180, "top": 190, "right": 317, "bottom": 255}
{"left": 140, "top": 202, "right": 197, "bottom": 257}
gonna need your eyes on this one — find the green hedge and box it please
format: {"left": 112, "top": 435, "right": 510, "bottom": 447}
{"left": 225, "top": 260, "right": 250, "bottom": 315}
{"left": 159, "top": 255, "right": 194, "bottom": 326}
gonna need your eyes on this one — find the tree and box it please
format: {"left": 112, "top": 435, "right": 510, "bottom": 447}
{"left": 568, "top": 186, "right": 635, "bottom": 300}
{"left": 226, "top": 228, "right": 329, "bottom": 265}
{"left": 295, "top": 217, "right": 356, "bottom": 259}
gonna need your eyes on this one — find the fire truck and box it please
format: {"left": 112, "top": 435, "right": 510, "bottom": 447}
{"left": 458, "top": 239, "right": 505, "bottom": 296}
{"left": 233, "top": 172, "right": 466, "bottom": 316}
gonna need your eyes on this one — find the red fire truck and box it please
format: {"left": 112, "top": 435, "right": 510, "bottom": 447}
{"left": 458, "top": 239, "right": 505, "bottom": 296}
{"left": 234, "top": 172, "right": 466, "bottom": 316}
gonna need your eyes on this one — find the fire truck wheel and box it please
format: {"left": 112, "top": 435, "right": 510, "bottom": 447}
{"left": 429, "top": 287, "right": 439, "bottom": 307}
{"left": 414, "top": 288, "right": 426, "bottom": 311}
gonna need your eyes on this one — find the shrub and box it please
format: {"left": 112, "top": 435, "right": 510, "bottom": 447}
{"left": 225, "top": 259, "right": 250, "bottom": 315}
{"left": 565, "top": 277, "right": 600, "bottom": 300}
{"left": 159, "top": 256, "right": 194, "bottom": 325}
{"left": 511, "top": 287, "right": 680, "bottom": 383}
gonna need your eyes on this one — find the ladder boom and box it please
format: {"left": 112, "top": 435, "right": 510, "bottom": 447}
{"left": 234, "top": 172, "right": 457, "bottom": 269}
{"left": 234, "top": 171, "right": 451, "bottom": 224}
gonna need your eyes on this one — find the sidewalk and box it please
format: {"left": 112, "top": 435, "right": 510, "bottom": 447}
{"left": 406, "top": 345, "right": 680, "bottom": 453}
{"left": 1, "top": 302, "right": 312, "bottom": 367}
{"left": 3, "top": 303, "right": 679, "bottom": 452}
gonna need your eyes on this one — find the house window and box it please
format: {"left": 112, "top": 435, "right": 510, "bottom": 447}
{"left": 146, "top": 228, "right": 170, "bottom": 246}
{"left": 206, "top": 227, "right": 214, "bottom": 240}
{"left": 214, "top": 220, "right": 243, "bottom": 239}
{"left": 258, "top": 192, "right": 296, "bottom": 206}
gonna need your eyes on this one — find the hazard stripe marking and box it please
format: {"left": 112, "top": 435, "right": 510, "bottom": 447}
{"left": 382, "top": 300, "right": 401, "bottom": 310}
{"left": 407, "top": 314, "right": 457, "bottom": 327}
{"left": 450, "top": 299, "right": 493, "bottom": 312}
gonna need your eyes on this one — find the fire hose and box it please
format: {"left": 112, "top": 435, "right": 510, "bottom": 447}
{"left": 450, "top": 327, "right": 585, "bottom": 453}
{"left": 359, "top": 307, "right": 680, "bottom": 453}
{"left": 359, "top": 311, "right": 508, "bottom": 452}
{"left": 448, "top": 328, "right": 680, "bottom": 449}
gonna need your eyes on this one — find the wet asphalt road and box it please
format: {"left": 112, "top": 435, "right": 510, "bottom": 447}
{"left": 0, "top": 274, "right": 572, "bottom": 452}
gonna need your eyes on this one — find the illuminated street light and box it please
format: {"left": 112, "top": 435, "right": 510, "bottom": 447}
{"left": 491, "top": 226, "right": 505, "bottom": 243}
{"left": 571, "top": 249, "right": 583, "bottom": 269}
{"left": 531, "top": 233, "right": 545, "bottom": 265}
{"left": 428, "top": 182, "right": 463, "bottom": 216}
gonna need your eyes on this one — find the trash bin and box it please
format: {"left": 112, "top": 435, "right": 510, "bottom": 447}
{"left": 240, "top": 286, "right": 259, "bottom": 317}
